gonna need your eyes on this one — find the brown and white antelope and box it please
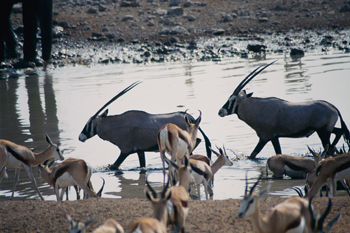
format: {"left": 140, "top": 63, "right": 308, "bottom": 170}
{"left": 218, "top": 61, "right": 350, "bottom": 159}
{"left": 67, "top": 215, "right": 96, "bottom": 233}
{"left": 0, "top": 135, "right": 64, "bottom": 200}
{"left": 267, "top": 151, "right": 321, "bottom": 179}
{"left": 308, "top": 197, "right": 341, "bottom": 233}
{"left": 93, "top": 219, "right": 125, "bottom": 233}
{"left": 38, "top": 158, "right": 105, "bottom": 201}
{"left": 158, "top": 110, "right": 202, "bottom": 185}
{"left": 189, "top": 146, "right": 233, "bottom": 200}
{"left": 307, "top": 151, "right": 350, "bottom": 197}
{"left": 127, "top": 174, "right": 171, "bottom": 233}
{"left": 164, "top": 156, "right": 192, "bottom": 233}
{"left": 238, "top": 173, "right": 312, "bottom": 233}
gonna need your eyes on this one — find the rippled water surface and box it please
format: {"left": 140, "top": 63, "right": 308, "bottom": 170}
{"left": 1, "top": 39, "right": 350, "bottom": 201}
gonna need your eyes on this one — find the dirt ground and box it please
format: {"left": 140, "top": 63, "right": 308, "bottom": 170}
{"left": 0, "top": 196, "right": 349, "bottom": 232}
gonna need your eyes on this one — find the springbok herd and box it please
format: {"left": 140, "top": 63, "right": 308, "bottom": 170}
{"left": 1, "top": 62, "right": 349, "bottom": 233}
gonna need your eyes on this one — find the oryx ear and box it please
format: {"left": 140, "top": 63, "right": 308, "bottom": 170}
{"left": 101, "top": 109, "right": 108, "bottom": 117}
{"left": 247, "top": 92, "right": 253, "bottom": 98}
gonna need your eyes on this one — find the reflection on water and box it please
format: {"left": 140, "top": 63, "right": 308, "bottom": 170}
{"left": 1, "top": 46, "right": 350, "bottom": 201}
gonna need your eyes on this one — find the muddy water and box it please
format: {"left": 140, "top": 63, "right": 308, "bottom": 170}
{"left": 1, "top": 47, "right": 350, "bottom": 201}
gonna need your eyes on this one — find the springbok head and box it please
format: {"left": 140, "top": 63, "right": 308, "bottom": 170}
{"left": 238, "top": 173, "right": 266, "bottom": 218}
{"left": 78, "top": 81, "right": 141, "bottom": 142}
{"left": 218, "top": 61, "right": 276, "bottom": 117}
{"left": 211, "top": 145, "right": 234, "bottom": 166}
{"left": 67, "top": 215, "right": 96, "bottom": 233}
{"left": 145, "top": 173, "right": 172, "bottom": 222}
{"left": 309, "top": 197, "right": 341, "bottom": 233}
{"left": 46, "top": 134, "right": 64, "bottom": 160}
{"left": 307, "top": 145, "right": 328, "bottom": 165}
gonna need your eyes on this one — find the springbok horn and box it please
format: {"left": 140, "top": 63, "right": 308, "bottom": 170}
{"left": 245, "top": 172, "right": 248, "bottom": 196}
{"left": 145, "top": 173, "right": 157, "bottom": 198}
{"left": 210, "top": 146, "right": 220, "bottom": 156}
{"left": 249, "top": 173, "right": 263, "bottom": 195}
{"left": 161, "top": 174, "right": 170, "bottom": 198}
{"left": 233, "top": 60, "right": 277, "bottom": 96}
{"left": 317, "top": 197, "right": 332, "bottom": 231}
{"left": 307, "top": 145, "right": 316, "bottom": 156}
{"left": 309, "top": 197, "right": 316, "bottom": 230}
{"left": 92, "top": 81, "right": 142, "bottom": 118}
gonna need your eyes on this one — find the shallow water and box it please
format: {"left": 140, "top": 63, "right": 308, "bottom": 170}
{"left": 1, "top": 37, "right": 350, "bottom": 201}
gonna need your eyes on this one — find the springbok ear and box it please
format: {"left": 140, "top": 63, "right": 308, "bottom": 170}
{"left": 145, "top": 190, "right": 154, "bottom": 201}
{"left": 166, "top": 189, "right": 172, "bottom": 201}
{"left": 66, "top": 215, "right": 74, "bottom": 226}
{"left": 101, "top": 109, "right": 108, "bottom": 117}
{"left": 45, "top": 134, "right": 53, "bottom": 146}
{"left": 327, "top": 211, "right": 342, "bottom": 232}
{"left": 84, "top": 216, "right": 97, "bottom": 228}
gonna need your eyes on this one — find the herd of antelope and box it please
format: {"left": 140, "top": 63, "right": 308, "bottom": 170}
{"left": 1, "top": 61, "right": 349, "bottom": 232}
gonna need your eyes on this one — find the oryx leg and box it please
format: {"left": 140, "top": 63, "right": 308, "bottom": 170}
{"left": 23, "top": 165, "right": 44, "bottom": 200}
{"left": 316, "top": 129, "right": 332, "bottom": 153}
{"left": 331, "top": 127, "right": 343, "bottom": 150}
{"left": 137, "top": 151, "right": 146, "bottom": 169}
{"left": 249, "top": 139, "right": 268, "bottom": 159}
{"left": 271, "top": 137, "right": 282, "bottom": 154}
{"left": 110, "top": 152, "right": 130, "bottom": 170}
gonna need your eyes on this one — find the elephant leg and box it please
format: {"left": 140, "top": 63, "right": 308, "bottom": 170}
{"left": 249, "top": 139, "right": 269, "bottom": 159}
{"left": 37, "top": 0, "right": 52, "bottom": 61}
{"left": 271, "top": 137, "right": 282, "bottom": 154}
{"left": 137, "top": 151, "right": 146, "bottom": 169}
{"left": 22, "top": 0, "right": 39, "bottom": 62}
{"left": 110, "top": 152, "right": 129, "bottom": 170}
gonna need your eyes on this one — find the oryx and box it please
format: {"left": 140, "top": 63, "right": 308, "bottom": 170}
{"left": 218, "top": 61, "right": 350, "bottom": 159}
{"left": 79, "top": 81, "right": 211, "bottom": 170}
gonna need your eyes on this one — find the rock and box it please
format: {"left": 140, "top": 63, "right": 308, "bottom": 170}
{"left": 187, "top": 15, "right": 197, "bottom": 21}
{"left": 105, "top": 32, "right": 116, "bottom": 39}
{"left": 213, "top": 29, "right": 225, "bottom": 36}
{"left": 258, "top": 17, "right": 268, "bottom": 23}
{"left": 99, "top": 4, "right": 107, "bottom": 11}
{"left": 223, "top": 14, "right": 233, "bottom": 22}
{"left": 169, "top": 0, "right": 181, "bottom": 7}
{"left": 92, "top": 32, "right": 103, "bottom": 38}
{"left": 58, "top": 20, "right": 69, "bottom": 29}
{"left": 247, "top": 44, "right": 266, "bottom": 53}
{"left": 154, "top": 9, "right": 167, "bottom": 16}
{"left": 120, "top": 0, "right": 140, "bottom": 7}
{"left": 290, "top": 48, "right": 305, "bottom": 59}
{"left": 167, "top": 7, "right": 184, "bottom": 16}
{"left": 339, "top": 4, "right": 350, "bottom": 13}
{"left": 122, "top": 15, "right": 134, "bottom": 21}
{"left": 171, "top": 26, "right": 189, "bottom": 35}
{"left": 87, "top": 8, "right": 98, "bottom": 14}
{"left": 183, "top": 1, "right": 193, "bottom": 7}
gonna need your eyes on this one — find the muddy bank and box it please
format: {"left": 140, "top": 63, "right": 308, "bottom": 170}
{"left": 2, "top": 0, "right": 349, "bottom": 69}
{"left": 0, "top": 197, "right": 349, "bottom": 232}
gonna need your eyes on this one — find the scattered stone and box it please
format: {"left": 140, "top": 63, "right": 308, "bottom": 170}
{"left": 183, "top": 1, "right": 193, "bottom": 7}
{"left": 58, "top": 20, "right": 69, "bottom": 29}
{"left": 167, "top": 7, "right": 184, "bottom": 16}
{"left": 213, "top": 29, "right": 225, "bottom": 36}
{"left": 120, "top": 0, "right": 140, "bottom": 7}
{"left": 187, "top": 15, "right": 197, "bottom": 21}
{"left": 290, "top": 48, "right": 305, "bottom": 59}
{"left": 99, "top": 4, "right": 107, "bottom": 11}
{"left": 258, "top": 17, "right": 268, "bottom": 23}
{"left": 122, "top": 15, "right": 134, "bottom": 21}
{"left": 87, "top": 8, "right": 98, "bottom": 14}
{"left": 247, "top": 44, "right": 266, "bottom": 53}
{"left": 105, "top": 32, "right": 116, "bottom": 39}
{"left": 169, "top": 0, "right": 181, "bottom": 7}
{"left": 339, "top": 4, "right": 350, "bottom": 13}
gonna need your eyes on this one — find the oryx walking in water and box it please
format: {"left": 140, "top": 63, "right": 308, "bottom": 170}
{"left": 218, "top": 61, "right": 350, "bottom": 159}
{"left": 79, "top": 81, "right": 211, "bottom": 170}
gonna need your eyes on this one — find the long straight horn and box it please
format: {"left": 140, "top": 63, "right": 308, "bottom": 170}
{"left": 317, "top": 197, "right": 332, "bottom": 231}
{"left": 92, "top": 81, "right": 142, "bottom": 118}
{"left": 233, "top": 60, "right": 277, "bottom": 96}
{"left": 249, "top": 173, "right": 263, "bottom": 195}
{"left": 146, "top": 173, "right": 157, "bottom": 198}
{"left": 97, "top": 177, "right": 105, "bottom": 197}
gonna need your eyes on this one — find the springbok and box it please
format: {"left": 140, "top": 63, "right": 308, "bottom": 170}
{"left": 158, "top": 110, "right": 201, "bottom": 185}
{"left": 266, "top": 149, "right": 321, "bottom": 179}
{"left": 79, "top": 81, "right": 211, "bottom": 170}
{"left": 305, "top": 147, "right": 350, "bottom": 196}
{"left": 127, "top": 174, "right": 171, "bottom": 233}
{"left": 189, "top": 146, "right": 233, "bottom": 200}
{"left": 38, "top": 158, "right": 105, "bottom": 201}
{"left": 163, "top": 156, "right": 191, "bottom": 233}
{"left": 238, "top": 173, "right": 311, "bottom": 233}
{"left": 308, "top": 197, "right": 341, "bottom": 233}
{"left": 218, "top": 61, "right": 350, "bottom": 159}
{"left": 67, "top": 215, "right": 96, "bottom": 233}
{"left": 307, "top": 151, "right": 350, "bottom": 197}
{"left": 0, "top": 135, "right": 64, "bottom": 200}
{"left": 93, "top": 219, "right": 125, "bottom": 233}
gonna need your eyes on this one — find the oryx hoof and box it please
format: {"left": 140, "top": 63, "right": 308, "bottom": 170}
{"left": 108, "top": 164, "right": 121, "bottom": 170}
